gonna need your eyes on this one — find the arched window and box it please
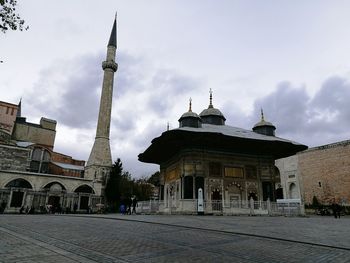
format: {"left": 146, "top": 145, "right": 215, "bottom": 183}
{"left": 30, "top": 147, "right": 51, "bottom": 173}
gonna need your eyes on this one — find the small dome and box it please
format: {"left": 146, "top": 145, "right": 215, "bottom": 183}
{"left": 178, "top": 98, "right": 202, "bottom": 128}
{"left": 253, "top": 120, "right": 275, "bottom": 129}
{"left": 199, "top": 89, "right": 226, "bottom": 125}
{"left": 200, "top": 107, "right": 226, "bottom": 119}
{"left": 252, "top": 109, "right": 276, "bottom": 136}
{"left": 180, "top": 111, "right": 200, "bottom": 119}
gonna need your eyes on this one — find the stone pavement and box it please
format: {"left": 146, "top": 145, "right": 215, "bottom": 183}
{"left": 0, "top": 214, "right": 349, "bottom": 262}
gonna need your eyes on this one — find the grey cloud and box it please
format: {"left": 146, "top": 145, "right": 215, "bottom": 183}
{"left": 250, "top": 77, "right": 350, "bottom": 147}
{"left": 147, "top": 69, "right": 200, "bottom": 117}
{"left": 27, "top": 52, "right": 148, "bottom": 129}
{"left": 56, "top": 55, "right": 103, "bottom": 128}
{"left": 115, "top": 52, "right": 148, "bottom": 97}
{"left": 27, "top": 53, "right": 104, "bottom": 128}
{"left": 310, "top": 76, "right": 350, "bottom": 129}
{"left": 253, "top": 81, "right": 310, "bottom": 135}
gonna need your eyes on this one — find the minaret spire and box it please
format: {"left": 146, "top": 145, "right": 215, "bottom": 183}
{"left": 85, "top": 16, "right": 118, "bottom": 188}
{"left": 108, "top": 15, "right": 117, "bottom": 48}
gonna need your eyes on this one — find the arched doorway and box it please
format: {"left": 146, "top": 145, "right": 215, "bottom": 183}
{"left": 75, "top": 185, "right": 94, "bottom": 210}
{"left": 43, "top": 182, "right": 66, "bottom": 213}
{"left": 289, "top": 183, "right": 298, "bottom": 199}
{"left": 5, "top": 179, "right": 33, "bottom": 208}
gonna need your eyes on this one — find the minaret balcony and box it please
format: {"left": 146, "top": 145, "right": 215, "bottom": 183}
{"left": 102, "top": 61, "right": 118, "bottom": 72}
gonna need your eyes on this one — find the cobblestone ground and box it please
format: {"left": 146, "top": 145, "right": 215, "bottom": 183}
{"left": 0, "top": 214, "right": 349, "bottom": 263}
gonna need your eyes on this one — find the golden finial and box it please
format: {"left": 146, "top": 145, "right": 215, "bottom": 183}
{"left": 189, "top": 97, "right": 192, "bottom": 112}
{"left": 167, "top": 122, "right": 170, "bottom": 131}
{"left": 261, "top": 108, "right": 265, "bottom": 121}
{"left": 209, "top": 88, "right": 213, "bottom": 108}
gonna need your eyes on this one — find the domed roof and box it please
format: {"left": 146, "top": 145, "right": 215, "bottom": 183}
{"left": 253, "top": 119, "right": 275, "bottom": 129}
{"left": 178, "top": 98, "right": 202, "bottom": 128}
{"left": 199, "top": 106, "right": 225, "bottom": 119}
{"left": 180, "top": 111, "right": 200, "bottom": 119}
{"left": 252, "top": 109, "right": 276, "bottom": 136}
{"left": 199, "top": 89, "right": 226, "bottom": 125}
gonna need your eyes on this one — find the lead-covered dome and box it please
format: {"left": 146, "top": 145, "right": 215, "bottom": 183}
{"left": 199, "top": 89, "right": 226, "bottom": 125}
{"left": 252, "top": 109, "right": 276, "bottom": 136}
{"left": 178, "top": 98, "right": 202, "bottom": 128}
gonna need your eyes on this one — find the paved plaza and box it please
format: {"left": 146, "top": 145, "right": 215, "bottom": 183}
{"left": 0, "top": 214, "right": 349, "bottom": 263}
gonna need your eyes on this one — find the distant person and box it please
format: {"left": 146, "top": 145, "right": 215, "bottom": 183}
{"left": 73, "top": 203, "right": 78, "bottom": 214}
{"left": 126, "top": 197, "right": 132, "bottom": 215}
{"left": 336, "top": 203, "right": 342, "bottom": 218}
{"left": 132, "top": 197, "right": 138, "bottom": 214}
{"left": 120, "top": 197, "right": 126, "bottom": 215}
{"left": 331, "top": 201, "right": 341, "bottom": 219}
{"left": 120, "top": 203, "right": 125, "bottom": 215}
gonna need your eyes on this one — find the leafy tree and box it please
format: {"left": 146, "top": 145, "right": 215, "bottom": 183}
{"left": 0, "top": 0, "right": 28, "bottom": 33}
{"left": 105, "top": 158, "right": 123, "bottom": 209}
{"left": 133, "top": 177, "right": 154, "bottom": 201}
{"left": 104, "top": 158, "right": 155, "bottom": 212}
{"left": 147, "top": 171, "right": 160, "bottom": 186}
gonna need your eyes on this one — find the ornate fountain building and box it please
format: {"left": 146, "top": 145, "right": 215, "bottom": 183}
{"left": 139, "top": 92, "right": 307, "bottom": 214}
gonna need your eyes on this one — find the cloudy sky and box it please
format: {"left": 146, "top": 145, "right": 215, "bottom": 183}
{"left": 2, "top": 1, "right": 350, "bottom": 178}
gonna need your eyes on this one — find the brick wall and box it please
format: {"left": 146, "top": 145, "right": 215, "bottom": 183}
{"left": 51, "top": 152, "right": 85, "bottom": 166}
{"left": 299, "top": 141, "right": 350, "bottom": 204}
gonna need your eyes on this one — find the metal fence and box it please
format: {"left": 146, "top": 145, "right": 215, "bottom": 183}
{"left": 136, "top": 199, "right": 304, "bottom": 216}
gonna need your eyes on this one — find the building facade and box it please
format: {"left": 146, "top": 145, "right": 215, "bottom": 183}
{"left": 276, "top": 140, "right": 350, "bottom": 206}
{"left": 139, "top": 95, "right": 307, "bottom": 214}
{"left": 0, "top": 17, "right": 118, "bottom": 214}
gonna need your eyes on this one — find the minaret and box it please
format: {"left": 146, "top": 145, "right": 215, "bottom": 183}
{"left": 85, "top": 17, "right": 118, "bottom": 187}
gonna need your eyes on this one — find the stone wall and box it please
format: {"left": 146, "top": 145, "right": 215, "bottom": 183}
{"left": 0, "top": 144, "right": 30, "bottom": 171}
{"left": 12, "top": 118, "right": 56, "bottom": 149}
{"left": 275, "top": 155, "right": 301, "bottom": 200}
{"left": 299, "top": 140, "right": 350, "bottom": 205}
